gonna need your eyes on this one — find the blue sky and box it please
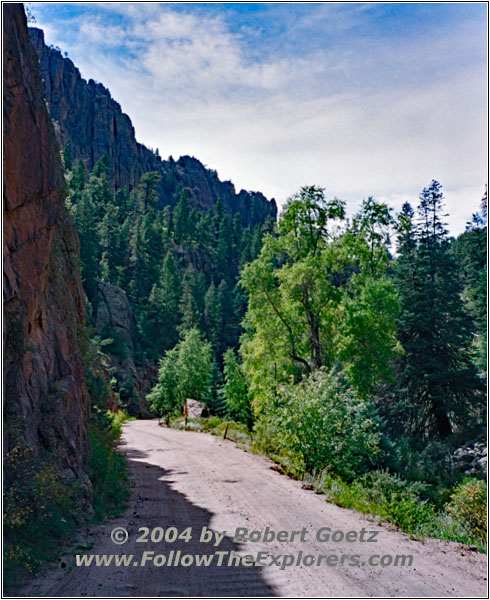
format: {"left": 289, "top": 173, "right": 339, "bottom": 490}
{"left": 28, "top": 2, "right": 487, "bottom": 233}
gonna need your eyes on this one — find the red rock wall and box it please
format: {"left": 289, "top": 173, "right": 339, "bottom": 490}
{"left": 3, "top": 3, "right": 89, "bottom": 475}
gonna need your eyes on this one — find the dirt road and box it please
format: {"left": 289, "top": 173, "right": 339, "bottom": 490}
{"left": 23, "top": 420, "right": 486, "bottom": 597}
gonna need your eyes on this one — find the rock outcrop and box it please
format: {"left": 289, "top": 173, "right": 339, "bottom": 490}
{"left": 95, "top": 282, "right": 156, "bottom": 416}
{"left": 451, "top": 432, "right": 487, "bottom": 477}
{"left": 3, "top": 3, "right": 90, "bottom": 476}
{"left": 28, "top": 27, "right": 277, "bottom": 226}
{"left": 95, "top": 282, "right": 136, "bottom": 360}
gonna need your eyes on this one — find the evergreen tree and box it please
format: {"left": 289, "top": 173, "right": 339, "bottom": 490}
{"left": 149, "top": 252, "right": 182, "bottom": 352}
{"left": 72, "top": 159, "right": 87, "bottom": 191}
{"left": 137, "top": 171, "right": 161, "bottom": 211}
{"left": 451, "top": 193, "right": 487, "bottom": 375}
{"left": 71, "top": 180, "right": 100, "bottom": 304}
{"left": 217, "top": 279, "right": 236, "bottom": 355}
{"left": 173, "top": 190, "right": 191, "bottom": 243}
{"left": 178, "top": 268, "right": 202, "bottom": 336}
{"left": 204, "top": 283, "right": 221, "bottom": 348}
{"left": 208, "top": 357, "right": 227, "bottom": 415}
{"left": 390, "top": 181, "right": 484, "bottom": 441}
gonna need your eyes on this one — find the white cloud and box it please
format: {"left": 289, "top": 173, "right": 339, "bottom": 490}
{"left": 30, "top": 3, "right": 487, "bottom": 233}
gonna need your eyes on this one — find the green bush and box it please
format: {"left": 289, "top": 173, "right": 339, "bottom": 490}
{"left": 310, "top": 468, "right": 486, "bottom": 550}
{"left": 387, "top": 495, "right": 435, "bottom": 533}
{"left": 446, "top": 478, "right": 487, "bottom": 543}
{"left": 201, "top": 416, "right": 222, "bottom": 430}
{"left": 110, "top": 409, "right": 134, "bottom": 436}
{"left": 254, "top": 370, "right": 380, "bottom": 480}
{"left": 86, "top": 417, "right": 130, "bottom": 521}
{"left": 314, "top": 469, "right": 433, "bottom": 530}
{"left": 3, "top": 446, "right": 83, "bottom": 580}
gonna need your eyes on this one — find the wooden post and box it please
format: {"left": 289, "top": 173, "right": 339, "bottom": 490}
{"left": 223, "top": 422, "right": 229, "bottom": 440}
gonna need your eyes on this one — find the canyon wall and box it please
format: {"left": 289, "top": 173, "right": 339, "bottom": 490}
{"left": 4, "top": 3, "right": 90, "bottom": 477}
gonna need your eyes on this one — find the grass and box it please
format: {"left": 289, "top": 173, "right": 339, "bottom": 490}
{"left": 168, "top": 415, "right": 253, "bottom": 449}
{"left": 86, "top": 411, "right": 132, "bottom": 521}
{"left": 303, "top": 469, "right": 487, "bottom": 553}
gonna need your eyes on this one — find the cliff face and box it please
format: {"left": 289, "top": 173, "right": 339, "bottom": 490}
{"left": 95, "top": 281, "right": 156, "bottom": 416}
{"left": 3, "top": 4, "right": 89, "bottom": 476}
{"left": 29, "top": 27, "right": 277, "bottom": 226}
{"left": 28, "top": 27, "right": 155, "bottom": 191}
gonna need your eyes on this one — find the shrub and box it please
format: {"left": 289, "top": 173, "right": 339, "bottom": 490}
{"left": 201, "top": 416, "right": 222, "bottom": 430}
{"left": 86, "top": 416, "right": 130, "bottom": 521}
{"left": 314, "top": 469, "right": 435, "bottom": 534}
{"left": 254, "top": 370, "right": 380, "bottom": 480}
{"left": 3, "top": 446, "right": 83, "bottom": 580}
{"left": 446, "top": 478, "right": 487, "bottom": 543}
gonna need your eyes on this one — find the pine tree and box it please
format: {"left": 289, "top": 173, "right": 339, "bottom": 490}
{"left": 137, "top": 171, "right": 161, "bottom": 211}
{"left": 72, "top": 181, "right": 101, "bottom": 304}
{"left": 178, "top": 268, "right": 202, "bottom": 336}
{"left": 72, "top": 159, "right": 87, "bottom": 191}
{"left": 392, "top": 181, "right": 484, "bottom": 441}
{"left": 204, "top": 283, "right": 221, "bottom": 348}
{"left": 173, "top": 190, "right": 190, "bottom": 244}
{"left": 158, "top": 252, "right": 182, "bottom": 349}
{"left": 215, "top": 214, "right": 234, "bottom": 283}
{"left": 451, "top": 192, "right": 487, "bottom": 375}
{"left": 208, "top": 357, "right": 227, "bottom": 415}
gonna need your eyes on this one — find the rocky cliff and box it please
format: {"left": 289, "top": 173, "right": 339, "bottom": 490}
{"left": 28, "top": 27, "right": 277, "bottom": 226}
{"left": 4, "top": 4, "right": 90, "bottom": 477}
{"left": 95, "top": 281, "right": 156, "bottom": 416}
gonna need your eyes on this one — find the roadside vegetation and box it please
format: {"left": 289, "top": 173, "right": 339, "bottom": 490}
{"left": 165, "top": 412, "right": 487, "bottom": 553}
{"left": 147, "top": 182, "right": 486, "bottom": 553}
{"left": 3, "top": 330, "right": 132, "bottom": 587}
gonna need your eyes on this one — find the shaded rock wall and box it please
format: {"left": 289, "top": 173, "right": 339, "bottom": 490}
{"left": 28, "top": 27, "right": 277, "bottom": 226}
{"left": 3, "top": 3, "right": 89, "bottom": 475}
{"left": 95, "top": 281, "right": 157, "bottom": 416}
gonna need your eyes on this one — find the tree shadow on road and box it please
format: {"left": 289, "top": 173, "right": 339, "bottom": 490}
{"left": 16, "top": 439, "right": 277, "bottom": 597}
{"left": 95, "top": 442, "right": 278, "bottom": 597}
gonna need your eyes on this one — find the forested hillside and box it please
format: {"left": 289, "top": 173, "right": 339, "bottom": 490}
{"left": 63, "top": 153, "right": 274, "bottom": 413}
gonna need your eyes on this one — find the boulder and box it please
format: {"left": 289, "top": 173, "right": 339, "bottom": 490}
{"left": 185, "top": 399, "right": 209, "bottom": 419}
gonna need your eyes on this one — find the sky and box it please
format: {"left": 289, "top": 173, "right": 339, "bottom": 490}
{"left": 28, "top": 2, "right": 487, "bottom": 234}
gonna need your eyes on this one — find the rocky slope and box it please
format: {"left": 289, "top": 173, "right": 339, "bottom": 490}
{"left": 4, "top": 3, "right": 90, "bottom": 478}
{"left": 28, "top": 27, "right": 277, "bottom": 226}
